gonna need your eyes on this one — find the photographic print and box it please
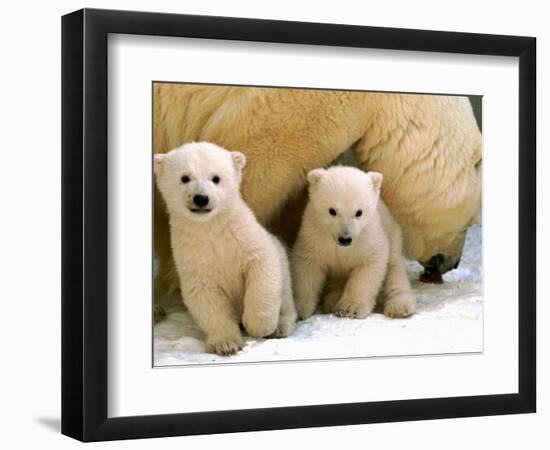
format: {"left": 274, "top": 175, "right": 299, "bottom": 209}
{"left": 152, "top": 83, "right": 483, "bottom": 366}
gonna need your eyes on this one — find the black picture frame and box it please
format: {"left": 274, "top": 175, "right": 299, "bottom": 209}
{"left": 61, "top": 8, "right": 536, "bottom": 442}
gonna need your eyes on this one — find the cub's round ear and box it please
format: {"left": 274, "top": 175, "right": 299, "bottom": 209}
{"left": 369, "top": 172, "right": 383, "bottom": 196}
{"left": 307, "top": 168, "right": 326, "bottom": 187}
{"left": 231, "top": 151, "right": 247, "bottom": 172}
{"left": 153, "top": 153, "right": 166, "bottom": 177}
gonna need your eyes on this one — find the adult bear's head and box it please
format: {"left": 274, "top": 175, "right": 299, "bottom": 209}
{"left": 399, "top": 157, "right": 482, "bottom": 277}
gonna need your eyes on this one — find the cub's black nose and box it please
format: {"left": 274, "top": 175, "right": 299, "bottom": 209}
{"left": 193, "top": 194, "right": 209, "bottom": 207}
{"left": 338, "top": 236, "right": 352, "bottom": 246}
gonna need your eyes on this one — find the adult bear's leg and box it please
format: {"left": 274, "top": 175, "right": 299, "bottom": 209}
{"left": 154, "top": 186, "right": 179, "bottom": 295}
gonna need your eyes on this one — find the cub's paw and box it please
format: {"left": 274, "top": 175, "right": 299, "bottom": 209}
{"left": 384, "top": 295, "right": 416, "bottom": 318}
{"left": 296, "top": 301, "right": 316, "bottom": 321}
{"left": 322, "top": 290, "right": 342, "bottom": 314}
{"left": 270, "top": 317, "right": 295, "bottom": 338}
{"left": 206, "top": 334, "right": 244, "bottom": 356}
{"left": 334, "top": 299, "right": 372, "bottom": 319}
{"left": 243, "top": 313, "right": 278, "bottom": 338}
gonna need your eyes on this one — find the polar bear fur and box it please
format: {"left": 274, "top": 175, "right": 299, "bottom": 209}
{"left": 292, "top": 166, "right": 416, "bottom": 320}
{"left": 154, "top": 142, "right": 296, "bottom": 355}
{"left": 153, "top": 84, "right": 481, "bottom": 295}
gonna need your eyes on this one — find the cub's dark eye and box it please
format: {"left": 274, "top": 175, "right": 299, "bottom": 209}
{"left": 329, "top": 208, "right": 337, "bottom": 216}
{"left": 181, "top": 175, "right": 190, "bottom": 183}
{"left": 355, "top": 209, "right": 363, "bottom": 217}
{"left": 212, "top": 175, "right": 220, "bottom": 184}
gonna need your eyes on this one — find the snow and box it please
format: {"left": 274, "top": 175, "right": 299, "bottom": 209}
{"left": 154, "top": 224, "right": 482, "bottom": 366}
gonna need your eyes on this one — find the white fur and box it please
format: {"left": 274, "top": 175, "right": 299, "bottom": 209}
{"left": 155, "top": 142, "right": 296, "bottom": 355}
{"left": 292, "top": 166, "right": 416, "bottom": 320}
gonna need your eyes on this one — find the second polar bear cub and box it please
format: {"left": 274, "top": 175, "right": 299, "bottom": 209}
{"left": 154, "top": 142, "right": 296, "bottom": 356}
{"left": 292, "top": 166, "right": 416, "bottom": 320}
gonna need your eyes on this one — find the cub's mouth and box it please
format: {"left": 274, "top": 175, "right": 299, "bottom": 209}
{"left": 189, "top": 208, "right": 212, "bottom": 214}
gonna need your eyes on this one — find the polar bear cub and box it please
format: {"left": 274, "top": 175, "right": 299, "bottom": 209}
{"left": 292, "top": 166, "right": 416, "bottom": 320}
{"left": 154, "top": 142, "right": 296, "bottom": 355}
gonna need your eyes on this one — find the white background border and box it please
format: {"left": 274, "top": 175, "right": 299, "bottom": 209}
{"left": 108, "top": 34, "right": 518, "bottom": 417}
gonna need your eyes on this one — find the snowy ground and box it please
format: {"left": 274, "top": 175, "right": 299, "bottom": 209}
{"left": 154, "top": 224, "right": 482, "bottom": 366}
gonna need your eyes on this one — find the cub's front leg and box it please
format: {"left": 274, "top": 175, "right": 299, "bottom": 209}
{"left": 182, "top": 286, "right": 243, "bottom": 356}
{"left": 323, "top": 286, "right": 343, "bottom": 314}
{"left": 242, "top": 252, "right": 284, "bottom": 338}
{"left": 292, "top": 254, "right": 326, "bottom": 320}
{"left": 335, "top": 260, "right": 386, "bottom": 319}
{"left": 382, "top": 251, "right": 416, "bottom": 318}
{"left": 271, "top": 257, "right": 297, "bottom": 338}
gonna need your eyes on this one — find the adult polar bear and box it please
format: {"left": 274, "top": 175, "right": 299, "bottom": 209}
{"left": 153, "top": 84, "right": 481, "bottom": 294}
